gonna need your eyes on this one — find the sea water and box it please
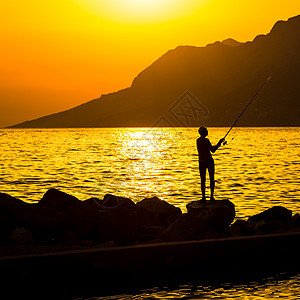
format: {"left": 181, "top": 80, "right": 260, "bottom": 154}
{"left": 1, "top": 128, "right": 300, "bottom": 299}
{"left": 78, "top": 273, "right": 300, "bottom": 299}
{"left": 1, "top": 127, "right": 299, "bottom": 219}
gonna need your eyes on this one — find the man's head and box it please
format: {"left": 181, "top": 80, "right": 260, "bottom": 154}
{"left": 198, "top": 127, "right": 208, "bottom": 137}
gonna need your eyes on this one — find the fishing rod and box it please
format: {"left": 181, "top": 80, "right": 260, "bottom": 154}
{"left": 223, "top": 76, "right": 271, "bottom": 143}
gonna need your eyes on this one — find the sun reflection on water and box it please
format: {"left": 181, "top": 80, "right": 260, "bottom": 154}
{"left": 0, "top": 127, "right": 299, "bottom": 218}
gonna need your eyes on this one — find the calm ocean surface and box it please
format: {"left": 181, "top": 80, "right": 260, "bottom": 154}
{"left": 77, "top": 273, "right": 300, "bottom": 299}
{"left": 0, "top": 127, "right": 299, "bottom": 218}
{"left": 1, "top": 127, "right": 300, "bottom": 299}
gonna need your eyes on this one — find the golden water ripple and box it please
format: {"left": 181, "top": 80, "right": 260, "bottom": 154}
{"left": 0, "top": 127, "right": 299, "bottom": 219}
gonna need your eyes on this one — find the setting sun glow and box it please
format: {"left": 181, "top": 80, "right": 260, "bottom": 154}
{"left": 0, "top": 0, "right": 299, "bottom": 127}
{"left": 80, "top": 0, "right": 204, "bottom": 23}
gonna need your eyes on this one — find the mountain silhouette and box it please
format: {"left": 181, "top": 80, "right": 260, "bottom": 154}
{"left": 10, "top": 15, "right": 300, "bottom": 128}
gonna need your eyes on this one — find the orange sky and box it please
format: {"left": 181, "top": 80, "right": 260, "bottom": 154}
{"left": 0, "top": 0, "right": 299, "bottom": 127}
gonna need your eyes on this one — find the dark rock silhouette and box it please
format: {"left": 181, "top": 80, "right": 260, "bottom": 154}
{"left": 9, "top": 14, "right": 300, "bottom": 128}
{"left": 229, "top": 206, "right": 294, "bottom": 237}
{"left": 160, "top": 214, "right": 199, "bottom": 242}
{"left": 292, "top": 213, "right": 300, "bottom": 227}
{"left": 1, "top": 189, "right": 300, "bottom": 254}
{"left": 0, "top": 192, "right": 67, "bottom": 244}
{"left": 161, "top": 200, "right": 235, "bottom": 242}
{"left": 39, "top": 188, "right": 98, "bottom": 238}
{"left": 248, "top": 206, "right": 292, "bottom": 223}
{"left": 228, "top": 219, "right": 256, "bottom": 236}
{"left": 11, "top": 227, "right": 34, "bottom": 245}
{"left": 187, "top": 200, "right": 235, "bottom": 231}
{"left": 136, "top": 196, "right": 182, "bottom": 226}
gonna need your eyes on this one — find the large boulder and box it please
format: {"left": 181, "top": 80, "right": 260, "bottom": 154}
{"left": 255, "top": 219, "right": 290, "bottom": 234}
{"left": 0, "top": 211, "right": 15, "bottom": 236}
{"left": 102, "top": 194, "right": 136, "bottom": 209}
{"left": 92, "top": 210, "right": 119, "bottom": 242}
{"left": 0, "top": 193, "right": 29, "bottom": 211}
{"left": 82, "top": 197, "right": 104, "bottom": 210}
{"left": 139, "top": 225, "right": 166, "bottom": 242}
{"left": 186, "top": 200, "right": 235, "bottom": 233}
{"left": 39, "top": 188, "right": 83, "bottom": 213}
{"left": 10, "top": 227, "right": 34, "bottom": 245}
{"left": 117, "top": 205, "right": 138, "bottom": 245}
{"left": 291, "top": 213, "right": 300, "bottom": 228}
{"left": 136, "top": 197, "right": 182, "bottom": 226}
{"left": 0, "top": 193, "right": 67, "bottom": 244}
{"left": 160, "top": 214, "right": 197, "bottom": 242}
{"left": 14, "top": 205, "right": 67, "bottom": 230}
{"left": 228, "top": 219, "right": 256, "bottom": 236}
{"left": 38, "top": 188, "right": 97, "bottom": 239}
{"left": 92, "top": 194, "right": 139, "bottom": 245}
{"left": 15, "top": 206, "right": 68, "bottom": 243}
{"left": 135, "top": 205, "right": 156, "bottom": 228}
{"left": 248, "top": 206, "right": 293, "bottom": 224}
{"left": 229, "top": 206, "right": 294, "bottom": 236}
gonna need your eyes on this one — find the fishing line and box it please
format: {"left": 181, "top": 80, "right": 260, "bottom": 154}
{"left": 223, "top": 76, "right": 271, "bottom": 144}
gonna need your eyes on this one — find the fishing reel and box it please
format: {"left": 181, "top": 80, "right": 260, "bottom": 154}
{"left": 223, "top": 137, "right": 234, "bottom": 145}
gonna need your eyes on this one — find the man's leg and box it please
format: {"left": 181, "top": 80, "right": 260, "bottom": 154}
{"left": 208, "top": 163, "right": 215, "bottom": 200}
{"left": 199, "top": 166, "right": 206, "bottom": 201}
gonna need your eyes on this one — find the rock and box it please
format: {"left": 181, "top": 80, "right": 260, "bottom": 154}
{"left": 115, "top": 197, "right": 139, "bottom": 245}
{"left": 61, "top": 230, "right": 79, "bottom": 246}
{"left": 166, "top": 214, "right": 182, "bottom": 227}
{"left": 194, "top": 232, "right": 227, "bottom": 241}
{"left": 18, "top": 206, "right": 66, "bottom": 229}
{"left": 142, "top": 225, "right": 165, "bottom": 236}
{"left": 252, "top": 221, "right": 265, "bottom": 232}
{"left": 256, "top": 219, "right": 289, "bottom": 234}
{"left": 0, "top": 231, "right": 13, "bottom": 245}
{"left": 0, "top": 192, "right": 68, "bottom": 244}
{"left": 0, "top": 212, "right": 15, "bottom": 236}
{"left": 39, "top": 188, "right": 83, "bottom": 213}
{"left": 159, "top": 200, "right": 236, "bottom": 242}
{"left": 38, "top": 188, "right": 98, "bottom": 239}
{"left": 0, "top": 193, "right": 29, "bottom": 229}
{"left": 14, "top": 206, "right": 68, "bottom": 244}
{"left": 102, "top": 194, "right": 136, "bottom": 210}
{"left": 92, "top": 195, "right": 139, "bottom": 245}
{"left": 11, "top": 227, "right": 34, "bottom": 245}
{"left": 186, "top": 200, "right": 235, "bottom": 233}
{"left": 0, "top": 192, "right": 67, "bottom": 231}
{"left": 82, "top": 197, "right": 104, "bottom": 210}
{"left": 135, "top": 205, "right": 155, "bottom": 228}
{"left": 145, "top": 238, "right": 164, "bottom": 244}
{"left": 160, "top": 214, "right": 197, "bottom": 242}
{"left": 117, "top": 206, "right": 138, "bottom": 245}
{"left": 136, "top": 197, "right": 182, "bottom": 226}
{"left": 80, "top": 240, "right": 94, "bottom": 247}
{"left": 292, "top": 213, "right": 300, "bottom": 228}
{"left": 248, "top": 206, "right": 293, "bottom": 224}
{"left": 92, "top": 210, "right": 119, "bottom": 242}
{"left": 100, "top": 240, "right": 115, "bottom": 248}
{"left": 229, "top": 219, "right": 256, "bottom": 236}
{"left": 0, "top": 193, "right": 29, "bottom": 214}
{"left": 138, "top": 225, "right": 165, "bottom": 242}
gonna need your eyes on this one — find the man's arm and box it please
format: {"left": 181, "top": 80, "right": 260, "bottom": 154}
{"left": 210, "top": 138, "right": 225, "bottom": 153}
{"left": 196, "top": 138, "right": 200, "bottom": 154}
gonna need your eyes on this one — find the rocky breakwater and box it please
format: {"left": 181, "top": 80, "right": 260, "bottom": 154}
{"left": 229, "top": 206, "right": 300, "bottom": 237}
{"left": 1, "top": 188, "right": 300, "bottom": 255}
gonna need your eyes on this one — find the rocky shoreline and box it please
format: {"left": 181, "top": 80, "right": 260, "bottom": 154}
{"left": 1, "top": 188, "right": 300, "bottom": 257}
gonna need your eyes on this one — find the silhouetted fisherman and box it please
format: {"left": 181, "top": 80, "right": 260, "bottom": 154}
{"left": 197, "top": 127, "right": 224, "bottom": 202}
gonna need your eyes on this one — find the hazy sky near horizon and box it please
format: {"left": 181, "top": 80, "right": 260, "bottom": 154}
{"left": 0, "top": 0, "right": 299, "bottom": 127}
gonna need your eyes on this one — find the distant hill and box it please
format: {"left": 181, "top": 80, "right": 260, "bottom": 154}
{"left": 221, "top": 38, "right": 243, "bottom": 47}
{"left": 10, "top": 15, "right": 300, "bottom": 128}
